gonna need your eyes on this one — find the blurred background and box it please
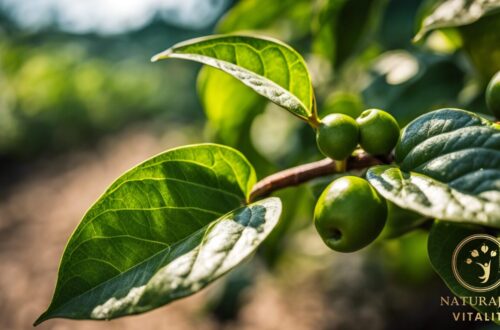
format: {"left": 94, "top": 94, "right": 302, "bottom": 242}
{"left": 0, "top": 0, "right": 499, "bottom": 329}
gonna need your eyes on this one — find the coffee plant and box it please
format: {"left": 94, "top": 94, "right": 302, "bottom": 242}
{"left": 35, "top": 0, "right": 500, "bottom": 325}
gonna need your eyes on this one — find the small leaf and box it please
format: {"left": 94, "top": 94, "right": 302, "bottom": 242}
{"left": 367, "top": 165, "right": 500, "bottom": 227}
{"left": 151, "top": 35, "right": 317, "bottom": 123}
{"left": 35, "top": 144, "right": 281, "bottom": 324}
{"left": 414, "top": 0, "right": 500, "bottom": 41}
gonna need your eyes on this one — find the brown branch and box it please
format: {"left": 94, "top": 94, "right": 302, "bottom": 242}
{"left": 249, "top": 152, "right": 386, "bottom": 202}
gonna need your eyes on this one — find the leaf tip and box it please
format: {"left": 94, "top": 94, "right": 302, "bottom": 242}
{"left": 412, "top": 30, "right": 425, "bottom": 43}
{"left": 33, "top": 313, "right": 48, "bottom": 327}
{"left": 150, "top": 49, "right": 172, "bottom": 62}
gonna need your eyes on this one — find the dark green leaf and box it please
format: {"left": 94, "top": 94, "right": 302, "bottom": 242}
{"left": 367, "top": 165, "right": 500, "bottom": 227}
{"left": 151, "top": 35, "right": 316, "bottom": 122}
{"left": 459, "top": 13, "right": 500, "bottom": 82}
{"left": 313, "top": 0, "right": 387, "bottom": 68}
{"left": 367, "top": 108, "right": 500, "bottom": 227}
{"left": 363, "top": 53, "right": 465, "bottom": 126}
{"left": 35, "top": 144, "right": 282, "bottom": 324}
{"left": 415, "top": 0, "right": 500, "bottom": 41}
{"left": 395, "top": 109, "right": 499, "bottom": 189}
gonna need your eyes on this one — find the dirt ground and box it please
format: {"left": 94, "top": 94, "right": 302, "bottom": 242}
{"left": 0, "top": 125, "right": 478, "bottom": 330}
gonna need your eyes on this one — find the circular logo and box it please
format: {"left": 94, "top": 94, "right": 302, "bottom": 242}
{"left": 452, "top": 234, "right": 500, "bottom": 293}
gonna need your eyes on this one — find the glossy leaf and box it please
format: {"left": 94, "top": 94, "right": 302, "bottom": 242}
{"left": 414, "top": 0, "right": 500, "bottom": 41}
{"left": 368, "top": 109, "right": 500, "bottom": 227}
{"left": 151, "top": 35, "right": 316, "bottom": 122}
{"left": 428, "top": 221, "right": 500, "bottom": 322}
{"left": 37, "top": 197, "right": 281, "bottom": 323}
{"left": 367, "top": 165, "right": 500, "bottom": 227}
{"left": 395, "top": 109, "right": 499, "bottom": 184}
{"left": 35, "top": 144, "right": 279, "bottom": 324}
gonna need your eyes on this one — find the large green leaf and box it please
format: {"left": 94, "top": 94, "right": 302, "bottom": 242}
{"left": 428, "top": 221, "right": 500, "bottom": 322}
{"left": 367, "top": 108, "right": 500, "bottom": 227}
{"left": 35, "top": 144, "right": 283, "bottom": 324}
{"left": 151, "top": 35, "right": 316, "bottom": 123}
{"left": 36, "top": 198, "right": 281, "bottom": 323}
{"left": 414, "top": 0, "right": 500, "bottom": 41}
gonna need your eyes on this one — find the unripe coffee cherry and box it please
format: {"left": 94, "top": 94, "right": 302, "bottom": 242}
{"left": 316, "top": 114, "right": 359, "bottom": 160}
{"left": 314, "top": 176, "right": 387, "bottom": 252}
{"left": 356, "top": 109, "right": 400, "bottom": 155}
{"left": 486, "top": 71, "right": 500, "bottom": 119}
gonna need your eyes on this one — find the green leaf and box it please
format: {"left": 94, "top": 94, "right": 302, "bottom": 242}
{"left": 367, "top": 108, "right": 500, "bottom": 227}
{"left": 367, "top": 165, "right": 500, "bottom": 227}
{"left": 395, "top": 109, "right": 499, "bottom": 186}
{"left": 414, "top": 0, "right": 500, "bottom": 41}
{"left": 313, "top": 0, "right": 387, "bottom": 68}
{"left": 37, "top": 197, "right": 281, "bottom": 323}
{"left": 197, "top": 66, "right": 266, "bottom": 146}
{"left": 197, "top": 66, "right": 274, "bottom": 177}
{"left": 151, "top": 35, "right": 317, "bottom": 123}
{"left": 379, "top": 202, "right": 429, "bottom": 239}
{"left": 363, "top": 53, "right": 465, "bottom": 126}
{"left": 428, "top": 221, "right": 500, "bottom": 322}
{"left": 216, "top": 0, "right": 312, "bottom": 39}
{"left": 459, "top": 13, "right": 500, "bottom": 82}
{"left": 35, "top": 144, "right": 283, "bottom": 324}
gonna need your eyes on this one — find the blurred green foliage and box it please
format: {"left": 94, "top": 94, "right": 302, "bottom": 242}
{"left": 4, "top": 0, "right": 495, "bottom": 162}
{"left": 0, "top": 20, "right": 206, "bottom": 158}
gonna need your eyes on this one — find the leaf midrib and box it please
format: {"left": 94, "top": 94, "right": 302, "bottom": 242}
{"left": 167, "top": 53, "right": 310, "bottom": 118}
{"left": 46, "top": 205, "right": 259, "bottom": 319}
{"left": 399, "top": 126, "right": 498, "bottom": 168}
